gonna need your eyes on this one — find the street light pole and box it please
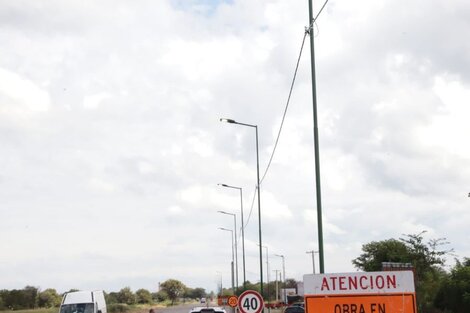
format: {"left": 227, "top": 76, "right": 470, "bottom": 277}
{"left": 307, "top": 0, "right": 325, "bottom": 274}
{"left": 306, "top": 250, "right": 318, "bottom": 274}
{"left": 274, "top": 254, "right": 286, "bottom": 303}
{"left": 258, "top": 244, "right": 269, "bottom": 302}
{"left": 273, "top": 270, "right": 281, "bottom": 302}
{"left": 218, "top": 184, "right": 246, "bottom": 289}
{"left": 220, "top": 227, "right": 235, "bottom": 293}
{"left": 218, "top": 210, "right": 238, "bottom": 290}
{"left": 216, "top": 271, "right": 223, "bottom": 296}
{"left": 220, "top": 118, "right": 264, "bottom": 295}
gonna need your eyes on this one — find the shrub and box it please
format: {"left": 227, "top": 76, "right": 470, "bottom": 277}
{"left": 108, "top": 304, "right": 130, "bottom": 313}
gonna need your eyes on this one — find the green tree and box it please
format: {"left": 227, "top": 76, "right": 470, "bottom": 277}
{"left": 0, "top": 292, "right": 5, "bottom": 310}
{"left": 284, "top": 278, "right": 298, "bottom": 289}
{"left": 117, "top": 287, "right": 135, "bottom": 305}
{"left": 37, "top": 289, "right": 61, "bottom": 308}
{"left": 400, "top": 231, "right": 451, "bottom": 281}
{"left": 1, "top": 287, "right": 38, "bottom": 310}
{"left": 265, "top": 281, "right": 279, "bottom": 303}
{"left": 435, "top": 258, "right": 470, "bottom": 313}
{"left": 236, "top": 281, "right": 260, "bottom": 295}
{"left": 160, "top": 279, "right": 186, "bottom": 305}
{"left": 106, "top": 292, "right": 119, "bottom": 304}
{"left": 135, "top": 289, "right": 152, "bottom": 304}
{"left": 152, "top": 290, "right": 168, "bottom": 302}
{"left": 184, "top": 287, "right": 206, "bottom": 299}
{"left": 24, "top": 286, "right": 39, "bottom": 309}
{"left": 352, "top": 231, "right": 452, "bottom": 313}
{"left": 352, "top": 239, "right": 410, "bottom": 271}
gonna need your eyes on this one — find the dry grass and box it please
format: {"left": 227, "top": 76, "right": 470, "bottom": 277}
{"left": 0, "top": 309, "right": 57, "bottom": 313}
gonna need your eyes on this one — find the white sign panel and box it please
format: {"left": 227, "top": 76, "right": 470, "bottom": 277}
{"left": 304, "top": 271, "right": 415, "bottom": 295}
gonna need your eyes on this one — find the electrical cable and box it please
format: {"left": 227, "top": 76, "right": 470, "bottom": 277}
{"left": 314, "top": 0, "right": 330, "bottom": 23}
{"left": 242, "top": 185, "right": 258, "bottom": 233}
{"left": 240, "top": 0, "right": 330, "bottom": 230}
{"left": 260, "top": 31, "right": 308, "bottom": 184}
{"left": 259, "top": 0, "right": 329, "bottom": 184}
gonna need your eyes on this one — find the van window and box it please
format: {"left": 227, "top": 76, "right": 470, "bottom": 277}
{"left": 60, "top": 303, "right": 95, "bottom": 313}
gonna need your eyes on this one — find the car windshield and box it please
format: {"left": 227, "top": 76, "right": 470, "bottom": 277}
{"left": 285, "top": 307, "right": 304, "bottom": 313}
{"left": 60, "top": 303, "right": 94, "bottom": 313}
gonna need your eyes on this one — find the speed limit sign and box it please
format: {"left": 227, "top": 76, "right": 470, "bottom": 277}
{"left": 238, "top": 290, "right": 264, "bottom": 313}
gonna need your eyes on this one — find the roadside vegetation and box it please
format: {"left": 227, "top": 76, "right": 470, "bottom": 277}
{"left": 352, "top": 231, "right": 469, "bottom": 313}
{"left": 0, "top": 280, "right": 207, "bottom": 313}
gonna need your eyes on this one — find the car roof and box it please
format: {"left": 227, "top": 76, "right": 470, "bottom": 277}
{"left": 190, "top": 307, "right": 226, "bottom": 313}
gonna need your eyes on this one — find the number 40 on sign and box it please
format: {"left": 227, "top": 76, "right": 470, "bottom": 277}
{"left": 238, "top": 290, "right": 264, "bottom": 313}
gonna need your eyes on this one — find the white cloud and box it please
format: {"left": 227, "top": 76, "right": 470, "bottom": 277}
{"left": 83, "top": 92, "right": 111, "bottom": 109}
{"left": 261, "top": 191, "right": 292, "bottom": 220}
{"left": 415, "top": 75, "right": 470, "bottom": 157}
{"left": 1, "top": 0, "right": 469, "bottom": 293}
{"left": 0, "top": 67, "right": 51, "bottom": 116}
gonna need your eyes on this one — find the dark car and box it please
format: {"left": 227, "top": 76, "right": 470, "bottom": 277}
{"left": 284, "top": 305, "right": 305, "bottom": 313}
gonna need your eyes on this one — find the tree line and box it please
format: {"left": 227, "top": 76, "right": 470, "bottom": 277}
{"left": 216, "top": 278, "right": 300, "bottom": 301}
{"left": 0, "top": 279, "right": 208, "bottom": 311}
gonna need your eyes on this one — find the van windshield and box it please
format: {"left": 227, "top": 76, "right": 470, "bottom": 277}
{"left": 60, "top": 303, "right": 94, "bottom": 313}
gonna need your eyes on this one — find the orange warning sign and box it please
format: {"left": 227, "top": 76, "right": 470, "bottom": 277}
{"left": 306, "top": 293, "right": 416, "bottom": 313}
{"left": 228, "top": 295, "right": 238, "bottom": 308}
{"left": 304, "top": 271, "right": 417, "bottom": 313}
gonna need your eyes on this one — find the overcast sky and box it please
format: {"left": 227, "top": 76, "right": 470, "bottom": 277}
{"left": 1, "top": 0, "right": 469, "bottom": 294}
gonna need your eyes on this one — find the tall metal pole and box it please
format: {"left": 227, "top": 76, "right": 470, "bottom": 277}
{"left": 216, "top": 271, "right": 223, "bottom": 296}
{"left": 306, "top": 250, "right": 318, "bottom": 274}
{"left": 218, "top": 184, "right": 246, "bottom": 289}
{"left": 217, "top": 210, "right": 238, "bottom": 290}
{"left": 259, "top": 245, "right": 269, "bottom": 302}
{"left": 239, "top": 187, "right": 246, "bottom": 288}
{"left": 233, "top": 213, "right": 238, "bottom": 290}
{"left": 307, "top": 0, "right": 325, "bottom": 274}
{"left": 230, "top": 231, "right": 235, "bottom": 293}
{"left": 273, "top": 270, "right": 281, "bottom": 302}
{"left": 255, "top": 125, "right": 264, "bottom": 295}
{"left": 220, "top": 227, "right": 235, "bottom": 293}
{"left": 275, "top": 254, "right": 286, "bottom": 303}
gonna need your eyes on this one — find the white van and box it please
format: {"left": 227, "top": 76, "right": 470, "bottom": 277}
{"left": 60, "top": 291, "right": 107, "bottom": 313}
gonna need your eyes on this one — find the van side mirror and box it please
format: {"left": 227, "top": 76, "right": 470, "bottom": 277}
{"left": 98, "top": 310, "right": 102, "bottom": 313}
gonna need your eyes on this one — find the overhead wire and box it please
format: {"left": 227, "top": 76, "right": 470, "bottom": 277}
{"left": 239, "top": 0, "right": 330, "bottom": 232}
{"left": 260, "top": 0, "right": 330, "bottom": 185}
{"left": 260, "top": 31, "right": 308, "bottom": 184}
{"left": 243, "top": 30, "right": 307, "bottom": 233}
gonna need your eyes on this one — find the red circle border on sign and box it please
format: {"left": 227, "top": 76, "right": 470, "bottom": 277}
{"left": 238, "top": 290, "right": 264, "bottom": 313}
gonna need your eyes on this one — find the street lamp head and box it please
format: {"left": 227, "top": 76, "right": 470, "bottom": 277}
{"left": 218, "top": 210, "right": 236, "bottom": 217}
{"left": 220, "top": 118, "right": 236, "bottom": 123}
{"left": 219, "top": 183, "right": 242, "bottom": 190}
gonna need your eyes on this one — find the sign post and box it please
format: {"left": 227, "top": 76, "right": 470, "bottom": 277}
{"left": 304, "top": 271, "right": 417, "bottom": 313}
{"left": 238, "top": 290, "right": 264, "bottom": 313}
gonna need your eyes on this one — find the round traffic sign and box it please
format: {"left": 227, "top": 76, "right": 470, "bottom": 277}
{"left": 238, "top": 290, "right": 264, "bottom": 313}
{"left": 228, "top": 295, "right": 238, "bottom": 308}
